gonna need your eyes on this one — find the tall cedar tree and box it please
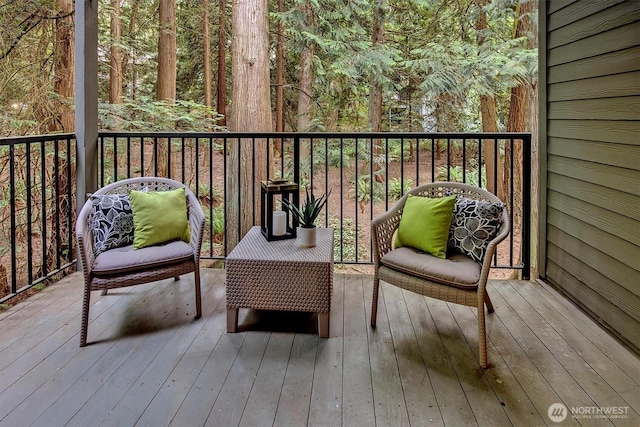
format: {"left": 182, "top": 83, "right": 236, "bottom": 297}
{"left": 156, "top": 0, "right": 177, "bottom": 177}
{"left": 110, "top": 0, "right": 124, "bottom": 104}
{"left": 227, "top": 0, "right": 272, "bottom": 248}
{"left": 475, "top": 0, "right": 504, "bottom": 199}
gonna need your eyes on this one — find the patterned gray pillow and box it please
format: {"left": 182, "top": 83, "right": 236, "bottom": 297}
{"left": 448, "top": 196, "right": 504, "bottom": 263}
{"left": 91, "top": 194, "right": 135, "bottom": 256}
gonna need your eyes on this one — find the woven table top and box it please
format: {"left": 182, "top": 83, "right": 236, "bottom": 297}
{"left": 227, "top": 226, "right": 334, "bottom": 264}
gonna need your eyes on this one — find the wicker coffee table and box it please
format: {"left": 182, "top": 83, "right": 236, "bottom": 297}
{"left": 225, "top": 226, "right": 334, "bottom": 337}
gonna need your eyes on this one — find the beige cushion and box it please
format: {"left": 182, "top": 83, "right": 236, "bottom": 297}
{"left": 92, "top": 240, "right": 193, "bottom": 277}
{"left": 380, "top": 247, "right": 480, "bottom": 289}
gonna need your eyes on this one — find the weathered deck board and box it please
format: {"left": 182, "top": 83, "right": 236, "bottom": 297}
{"left": 0, "top": 270, "right": 638, "bottom": 426}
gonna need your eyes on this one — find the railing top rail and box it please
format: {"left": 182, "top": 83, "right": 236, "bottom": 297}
{"left": 0, "top": 133, "right": 75, "bottom": 145}
{"left": 98, "top": 131, "right": 532, "bottom": 140}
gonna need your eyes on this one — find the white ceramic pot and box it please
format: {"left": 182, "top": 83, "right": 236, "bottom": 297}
{"left": 298, "top": 226, "right": 317, "bottom": 248}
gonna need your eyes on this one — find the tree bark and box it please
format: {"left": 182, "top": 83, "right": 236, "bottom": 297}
{"left": 47, "top": 0, "right": 75, "bottom": 272}
{"left": 109, "top": 0, "right": 123, "bottom": 104}
{"left": 297, "top": 47, "right": 313, "bottom": 132}
{"left": 297, "top": 42, "right": 313, "bottom": 169}
{"left": 475, "top": 0, "right": 503, "bottom": 197}
{"left": 296, "top": 3, "right": 314, "bottom": 183}
{"left": 128, "top": 0, "right": 139, "bottom": 100}
{"left": 275, "top": 0, "right": 284, "bottom": 135}
{"left": 227, "top": 0, "right": 272, "bottom": 248}
{"left": 156, "top": 0, "right": 177, "bottom": 177}
{"left": 53, "top": 0, "right": 75, "bottom": 132}
{"left": 42, "top": 0, "right": 76, "bottom": 271}
{"left": 217, "top": 0, "right": 227, "bottom": 127}
{"left": 368, "top": 0, "right": 385, "bottom": 183}
{"left": 203, "top": 0, "right": 212, "bottom": 111}
{"left": 157, "top": 0, "right": 177, "bottom": 102}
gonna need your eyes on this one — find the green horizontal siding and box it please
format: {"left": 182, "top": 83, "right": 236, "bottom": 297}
{"left": 543, "top": 0, "right": 640, "bottom": 351}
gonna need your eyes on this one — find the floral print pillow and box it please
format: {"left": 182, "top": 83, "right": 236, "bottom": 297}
{"left": 91, "top": 194, "right": 134, "bottom": 256}
{"left": 448, "top": 196, "right": 504, "bottom": 263}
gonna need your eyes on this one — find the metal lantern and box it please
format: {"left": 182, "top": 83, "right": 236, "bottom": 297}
{"left": 260, "top": 179, "right": 299, "bottom": 241}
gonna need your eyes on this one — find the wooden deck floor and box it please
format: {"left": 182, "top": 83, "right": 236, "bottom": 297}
{"left": 0, "top": 269, "right": 638, "bottom": 426}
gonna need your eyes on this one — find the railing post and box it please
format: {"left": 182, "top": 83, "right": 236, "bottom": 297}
{"left": 522, "top": 134, "right": 532, "bottom": 280}
{"left": 9, "top": 145, "right": 16, "bottom": 295}
{"left": 293, "top": 135, "right": 300, "bottom": 186}
{"left": 75, "top": 0, "right": 99, "bottom": 262}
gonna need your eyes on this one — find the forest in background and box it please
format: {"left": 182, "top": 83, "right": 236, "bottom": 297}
{"left": 0, "top": 0, "right": 537, "bottom": 137}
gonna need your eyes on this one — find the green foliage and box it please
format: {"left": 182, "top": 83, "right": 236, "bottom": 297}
{"left": 0, "top": 0, "right": 537, "bottom": 136}
{"left": 198, "top": 183, "right": 223, "bottom": 204}
{"left": 353, "top": 174, "right": 385, "bottom": 204}
{"left": 329, "top": 217, "right": 368, "bottom": 263}
{"left": 466, "top": 165, "right": 488, "bottom": 188}
{"left": 98, "top": 97, "right": 225, "bottom": 132}
{"left": 207, "top": 204, "right": 225, "bottom": 237}
{"left": 282, "top": 187, "right": 330, "bottom": 227}
{"left": 436, "top": 165, "right": 464, "bottom": 182}
{"left": 436, "top": 165, "right": 487, "bottom": 188}
{"left": 355, "top": 175, "right": 413, "bottom": 203}
{"left": 388, "top": 177, "right": 413, "bottom": 200}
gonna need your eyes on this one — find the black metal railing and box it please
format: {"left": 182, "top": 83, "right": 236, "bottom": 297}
{"left": 0, "top": 134, "right": 76, "bottom": 302}
{"left": 1, "top": 131, "right": 531, "bottom": 302}
{"left": 98, "top": 132, "right": 531, "bottom": 277}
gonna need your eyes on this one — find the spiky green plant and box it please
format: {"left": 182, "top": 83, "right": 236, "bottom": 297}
{"left": 282, "top": 187, "right": 331, "bottom": 228}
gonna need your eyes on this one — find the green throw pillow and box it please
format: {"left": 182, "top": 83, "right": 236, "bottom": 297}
{"left": 395, "top": 194, "right": 456, "bottom": 258}
{"left": 129, "top": 188, "right": 191, "bottom": 249}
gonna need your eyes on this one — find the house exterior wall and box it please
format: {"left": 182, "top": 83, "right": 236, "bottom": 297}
{"left": 539, "top": 0, "right": 640, "bottom": 351}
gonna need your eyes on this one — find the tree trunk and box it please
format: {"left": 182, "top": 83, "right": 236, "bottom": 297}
{"left": 217, "top": 0, "right": 227, "bottom": 127}
{"left": 203, "top": 0, "right": 212, "bottom": 111}
{"left": 44, "top": 153, "right": 73, "bottom": 275}
{"left": 275, "top": 0, "right": 284, "bottom": 136}
{"left": 109, "top": 0, "right": 123, "bottom": 104}
{"left": 475, "top": 0, "right": 503, "bottom": 197}
{"left": 228, "top": 0, "right": 272, "bottom": 249}
{"left": 156, "top": 0, "right": 177, "bottom": 177}
{"left": 41, "top": 0, "right": 75, "bottom": 274}
{"left": 52, "top": 0, "right": 74, "bottom": 132}
{"left": 157, "top": 0, "right": 177, "bottom": 101}
{"left": 478, "top": 94, "right": 503, "bottom": 196}
{"left": 297, "top": 47, "right": 313, "bottom": 133}
{"left": 0, "top": 265, "right": 8, "bottom": 297}
{"left": 368, "top": 0, "right": 385, "bottom": 183}
{"left": 297, "top": 42, "right": 313, "bottom": 169}
{"left": 296, "top": 3, "right": 314, "bottom": 182}
{"left": 128, "top": 0, "right": 139, "bottom": 100}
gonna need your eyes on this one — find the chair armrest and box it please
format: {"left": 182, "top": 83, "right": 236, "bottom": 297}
{"left": 371, "top": 197, "right": 406, "bottom": 266}
{"left": 186, "top": 190, "right": 206, "bottom": 263}
{"left": 75, "top": 198, "right": 95, "bottom": 282}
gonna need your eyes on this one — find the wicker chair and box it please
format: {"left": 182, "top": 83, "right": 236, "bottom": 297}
{"left": 75, "top": 177, "right": 205, "bottom": 347}
{"left": 370, "top": 182, "right": 510, "bottom": 368}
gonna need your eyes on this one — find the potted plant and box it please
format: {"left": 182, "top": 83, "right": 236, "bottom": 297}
{"left": 282, "top": 187, "right": 330, "bottom": 248}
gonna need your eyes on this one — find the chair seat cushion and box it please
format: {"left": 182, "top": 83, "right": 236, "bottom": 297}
{"left": 380, "top": 247, "right": 481, "bottom": 289}
{"left": 92, "top": 240, "right": 193, "bottom": 277}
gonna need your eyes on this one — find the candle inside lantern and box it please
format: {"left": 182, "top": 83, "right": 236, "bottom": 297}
{"left": 273, "top": 211, "right": 287, "bottom": 236}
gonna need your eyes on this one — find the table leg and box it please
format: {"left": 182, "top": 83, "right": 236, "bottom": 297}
{"left": 318, "top": 312, "right": 329, "bottom": 338}
{"left": 227, "top": 308, "right": 239, "bottom": 333}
